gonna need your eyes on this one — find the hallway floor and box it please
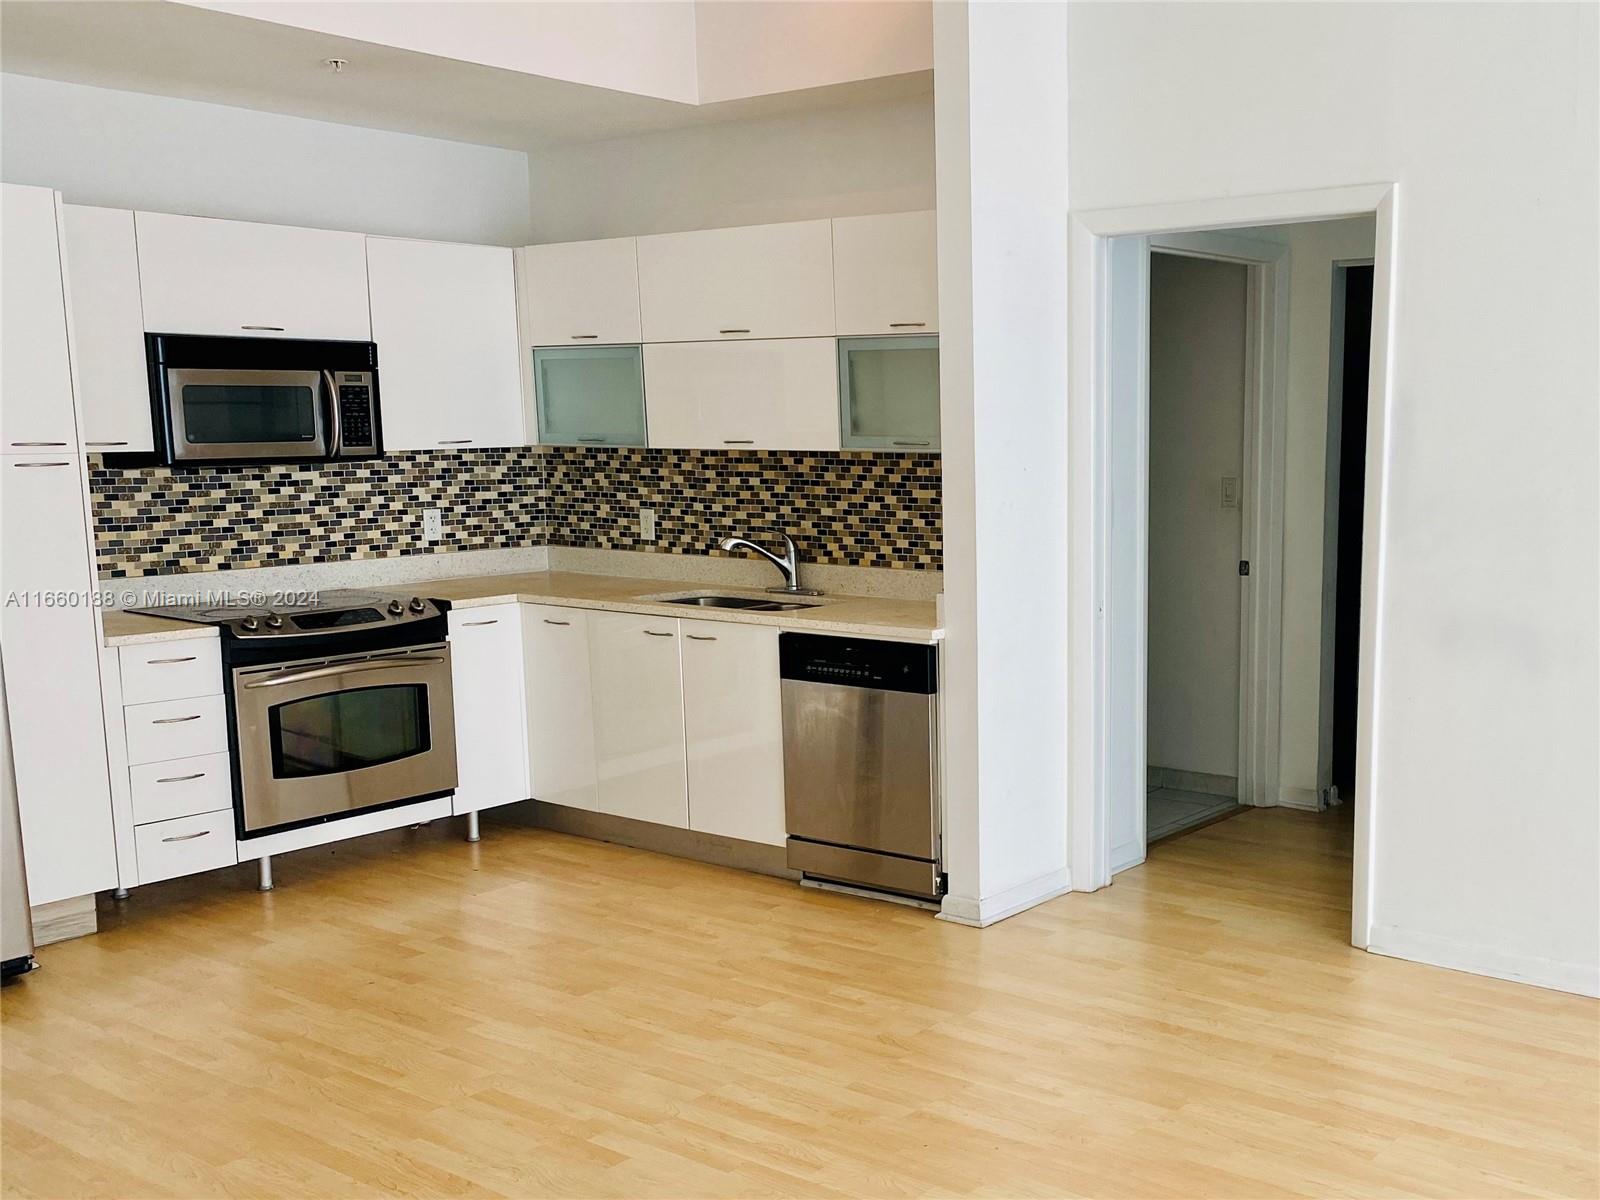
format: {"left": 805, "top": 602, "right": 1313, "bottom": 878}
{"left": 3, "top": 808, "right": 1596, "bottom": 1198}
{"left": 1146, "top": 786, "right": 1240, "bottom": 842}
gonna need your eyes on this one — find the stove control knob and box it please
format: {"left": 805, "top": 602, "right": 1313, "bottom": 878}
{"left": 239, "top": 615, "right": 259, "bottom": 632}
{"left": 409, "top": 597, "right": 427, "bottom": 613}
{"left": 388, "top": 599, "right": 405, "bottom": 615}
{"left": 264, "top": 613, "right": 283, "bottom": 629}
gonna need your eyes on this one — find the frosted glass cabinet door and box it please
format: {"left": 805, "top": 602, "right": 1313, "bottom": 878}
{"left": 533, "top": 346, "right": 647, "bottom": 446}
{"left": 838, "top": 336, "right": 941, "bottom": 451}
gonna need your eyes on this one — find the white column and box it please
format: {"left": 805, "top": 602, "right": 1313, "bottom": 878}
{"left": 934, "top": 1, "right": 1074, "bottom": 925}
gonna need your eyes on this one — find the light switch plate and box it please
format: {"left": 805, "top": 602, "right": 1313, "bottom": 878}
{"left": 1220, "top": 476, "right": 1241, "bottom": 509}
{"left": 640, "top": 507, "right": 656, "bottom": 541}
{"left": 423, "top": 508, "right": 442, "bottom": 542}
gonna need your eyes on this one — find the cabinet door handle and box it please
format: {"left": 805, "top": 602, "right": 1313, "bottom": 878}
{"left": 12, "top": 461, "right": 70, "bottom": 468}
{"left": 86, "top": 440, "right": 130, "bottom": 447}
{"left": 240, "top": 325, "right": 285, "bottom": 332}
{"left": 577, "top": 437, "right": 607, "bottom": 444}
{"left": 146, "top": 656, "right": 197, "bottom": 665}
{"left": 722, "top": 439, "right": 754, "bottom": 445}
{"left": 718, "top": 328, "right": 751, "bottom": 335}
{"left": 686, "top": 634, "right": 717, "bottom": 642}
{"left": 642, "top": 630, "right": 673, "bottom": 637}
{"left": 151, "top": 714, "right": 202, "bottom": 724}
{"left": 892, "top": 440, "right": 932, "bottom": 447}
{"left": 160, "top": 829, "right": 210, "bottom": 843}
{"left": 461, "top": 619, "right": 498, "bottom": 627}
{"left": 542, "top": 619, "right": 571, "bottom": 626}
{"left": 889, "top": 322, "right": 927, "bottom": 329}
{"left": 156, "top": 772, "right": 206, "bottom": 784}
{"left": 10, "top": 440, "right": 68, "bottom": 447}
{"left": 439, "top": 438, "right": 472, "bottom": 445}
{"left": 571, "top": 334, "right": 599, "bottom": 340}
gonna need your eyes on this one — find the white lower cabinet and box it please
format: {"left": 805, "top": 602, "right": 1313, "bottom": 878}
{"left": 522, "top": 605, "right": 599, "bottom": 811}
{"left": 681, "top": 622, "right": 787, "bottom": 847}
{"left": 587, "top": 612, "right": 688, "bottom": 828}
{"left": 133, "top": 809, "right": 237, "bottom": 885}
{"left": 447, "top": 605, "right": 529, "bottom": 815}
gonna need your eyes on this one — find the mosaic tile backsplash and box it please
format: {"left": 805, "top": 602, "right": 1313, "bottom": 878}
{"left": 90, "top": 446, "right": 943, "bottom": 578}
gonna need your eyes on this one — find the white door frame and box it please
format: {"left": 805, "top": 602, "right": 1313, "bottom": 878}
{"left": 1067, "top": 183, "right": 1399, "bottom": 950}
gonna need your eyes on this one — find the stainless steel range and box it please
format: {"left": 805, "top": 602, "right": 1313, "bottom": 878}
{"left": 130, "top": 591, "right": 457, "bottom": 839}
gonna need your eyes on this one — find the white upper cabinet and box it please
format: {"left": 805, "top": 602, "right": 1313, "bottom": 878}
{"left": 2, "top": 185, "right": 78, "bottom": 450}
{"left": 62, "top": 205, "right": 154, "bottom": 453}
{"left": 682, "top": 622, "right": 786, "bottom": 847}
{"left": 587, "top": 612, "right": 688, "bottom": 829}
{"left": 644, "top": 338, "right": 840, "bottom": 451}
{"left": 448, "top": 604, "right": 530, "bottom": 815}
{"left": 522, "top": 605, "right": 600, "bottom": 812}
{"left": 134, "top": 212, "right": 371, "bottom": 340}
{"left": 520, "top": 238, "right": 642, "bottom": 347}
{"left": 636, "top": 219, "right": 835, "bottom": 342}
{"left": 367, "top": 237, "right": 524, "bottom": 451}
{"left": 832, "top": 211, "right": 940, "bottom": 336}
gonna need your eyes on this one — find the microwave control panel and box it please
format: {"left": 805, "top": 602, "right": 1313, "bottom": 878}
{"left": 336, "top": 372, "right": 377, "bottom": 451}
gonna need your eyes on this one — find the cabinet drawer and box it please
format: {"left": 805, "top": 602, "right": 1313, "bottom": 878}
{"left": 119, "top": 639, "right": 223, "bottom": 705}
{"left": 134, "top": 809, "right": 237, "bottom": 885}
{"left": 129, "top": 752, "right": 233, "bottom": 825}
{"left": 125, "top": 695, "right": 228, "bottom": 765}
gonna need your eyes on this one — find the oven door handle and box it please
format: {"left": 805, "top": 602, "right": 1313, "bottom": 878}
{"left": 243, "top": 655, "right": 446, "bottom": 689}
{"left": 323, "top": 370, "right": 343, "bottom": 458}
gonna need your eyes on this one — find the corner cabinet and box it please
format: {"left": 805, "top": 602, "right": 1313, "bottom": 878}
{"left": 448, "top": 605, "right": 530, "bottom": 816}
{"left": 134, "top": 212, "right": 371, "bottom": 340}
{"left": 522, "top": 605, "right": 600, "bottom": 811}
{"left": 367, "top": 237, "right": 524, "bottom": 451}
{"left": 586, "top": 612, "right": 688, "bottom": 828}
{"left": 681, "top": 623, "right": 786, "bottom": 846}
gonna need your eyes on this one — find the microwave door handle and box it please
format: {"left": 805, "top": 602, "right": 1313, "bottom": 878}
{"left": 323, "top": 370, "right": 343, "bottom": 458}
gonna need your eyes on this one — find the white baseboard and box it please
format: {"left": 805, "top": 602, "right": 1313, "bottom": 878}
{"left": 1277, "top": 785, "right": 1322, "bottom": 811}
{"left": 1368, "top": 922, "right": 1599, "bottom": 998}
{"left": 938, "top": 867, "right": 1072, "bottom": 928}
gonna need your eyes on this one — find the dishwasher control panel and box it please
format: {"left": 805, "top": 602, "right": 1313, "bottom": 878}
{"left": 778, "top": 634, "right": 936, "bottom": 694}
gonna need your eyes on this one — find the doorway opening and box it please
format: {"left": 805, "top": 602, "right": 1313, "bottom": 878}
{"left": 1069, "top": 185, "right": 1394, "bottom": 948}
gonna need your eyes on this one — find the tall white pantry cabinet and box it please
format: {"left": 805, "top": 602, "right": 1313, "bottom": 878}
{"left": 0, "top": 183, "right": 119, "bottom": 907}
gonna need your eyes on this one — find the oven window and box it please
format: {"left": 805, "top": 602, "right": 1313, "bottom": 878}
{"left": 268, "top": 685, "right": 430, "bottom": 779}
{"left": 181, "top": 384, "right": 318, "bottom": 444}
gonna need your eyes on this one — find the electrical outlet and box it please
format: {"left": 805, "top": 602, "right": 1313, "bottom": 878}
{"left": 640, "top": 507, "right": 656, "bottom": 541}
{"left": 423, "top": 508, "right": 442, "bottom": 542}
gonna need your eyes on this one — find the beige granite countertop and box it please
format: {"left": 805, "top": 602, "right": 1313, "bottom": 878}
{"left": 104, "top": 570, "right": 941, "bottom": 646}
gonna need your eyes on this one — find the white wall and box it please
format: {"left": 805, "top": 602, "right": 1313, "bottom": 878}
{"left": 1146, "top": 253, "right": 1247, "bottom": 783}
{"left": 0, "top": 73, "right": 531, "bottom": 244}
{"left": 1060, "top": 2, "right": 1597, "bottom": 993}
{"left": 526, "top": 96, "right": 934, "bottom": 242}
{"left": 932, "top": 1, "right": 1073, "bottom": 925}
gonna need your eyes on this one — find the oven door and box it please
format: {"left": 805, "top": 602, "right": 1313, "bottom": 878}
{"left": 233, "top": 645, "right": 458, "bottom": 835}
{"left": 165, "top": 367, "right": 332, "bottom": 461}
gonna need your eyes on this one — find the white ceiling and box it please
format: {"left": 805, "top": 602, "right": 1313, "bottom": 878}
{"left": 0, "top": 0, "right": 932, "bottom": 151}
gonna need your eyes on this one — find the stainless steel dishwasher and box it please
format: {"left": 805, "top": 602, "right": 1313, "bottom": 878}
{"left": 780, "top": 634, "right": 942, "bottom": 901}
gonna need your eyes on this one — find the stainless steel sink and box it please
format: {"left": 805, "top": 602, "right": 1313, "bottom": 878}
{"left": 663, "top": 595, "right": 820, "bottom": 612}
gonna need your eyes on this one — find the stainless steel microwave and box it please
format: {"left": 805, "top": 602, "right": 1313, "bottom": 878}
{"left": 146, "top": 334, "right": 381, "bottom": 465}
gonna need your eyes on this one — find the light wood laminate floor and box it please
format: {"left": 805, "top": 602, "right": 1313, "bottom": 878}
{"left": 3, "top": 808, "right": 1596, "bottom": 1199}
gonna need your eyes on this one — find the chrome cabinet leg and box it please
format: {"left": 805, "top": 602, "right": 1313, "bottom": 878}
{"left": 465, "top": 811, "right": 480, "bottom": 843}
{"left": 112, "top": 887, "right": 129, "bottom": 901}
{"left": 257, "top": 856, "right": 274, "bottom": 892}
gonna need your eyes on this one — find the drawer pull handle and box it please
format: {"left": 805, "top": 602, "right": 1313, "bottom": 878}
{"left": 10, "top": 441, "right": 68, "bottom": 447}
{"left": 718, "top": 328, "right": 751, "bottom": 335}
{"left": 642, "top": 630, "right": 673, "bottom": 638}
{"left": 439, "top": 438, "right": 472, "bottom": 445}
{"left": 147, "top": 655, "right": 198, "bottom": 665}
{"left": 86, "top": 440, "right": 130, "bottom": 447}
{"left": 240, "top": 325, "right": 285, "bottom": 332}
{"left": 13, "top": 461, "right": 70, "bottom": 468}
{"left": 152, "top": 714, "right": 202, "bottom": 724}
{"left": 722, "top": 439, "right": 754, "bottom": 445}
{"left": 686, "top": 634, "right": 717, "bottom": 642}
{"left": 577, "top": 437, "right": 607, "bottom": 444}
{"left": 160, "top": 830, "right": 210, "bottom": 843}
{"left": 461, "top": 619, "right": 498, "bottom": 627}
{"left": 156, "top": 772, "right": 206, "bottom": 784}
{"left": 570, "top": 334, "right": 599, "bottom": 340}
{"left": 892, "top": 440, "right": 932, "bottom": 448}
{"left": 889, "top": 322, "right": 927, "bottom": 329}
{"left": 542, "top": 619, "right": 571, "bottom": 626}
